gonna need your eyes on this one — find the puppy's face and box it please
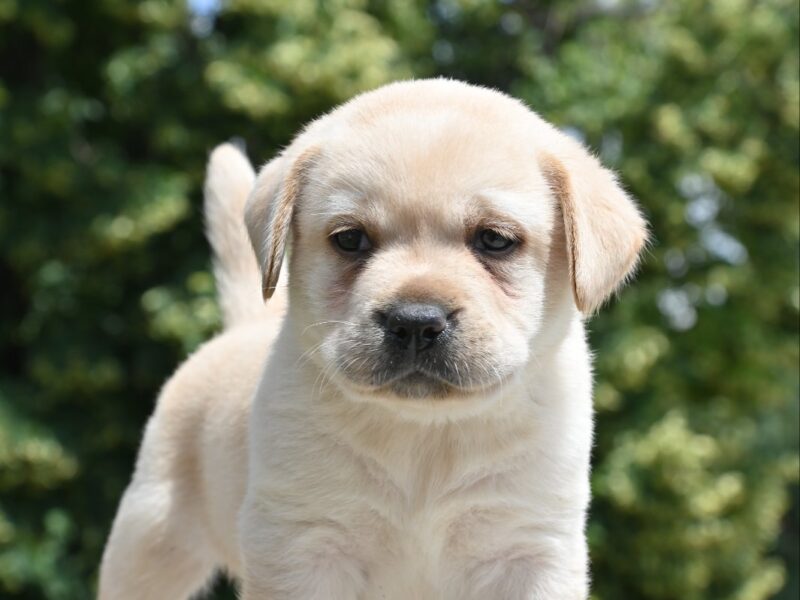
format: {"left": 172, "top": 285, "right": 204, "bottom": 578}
{"left": 297, "top": 120, "right": 556, "bottom": 404}
{"left": 246, "top": 81, "right": 647, "bottom": 413}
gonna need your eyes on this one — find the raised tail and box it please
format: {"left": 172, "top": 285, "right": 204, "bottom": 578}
{"left": 204, "top": 143, "right": 264, "bottom": 329}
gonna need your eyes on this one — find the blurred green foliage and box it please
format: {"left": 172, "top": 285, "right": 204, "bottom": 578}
{"left": 0, "top": 0, "right": 797, "bottom": 598}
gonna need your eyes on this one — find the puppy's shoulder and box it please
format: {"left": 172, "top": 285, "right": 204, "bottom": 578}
{"left": 153, "top": 320, "right": 279, "bottom": 419}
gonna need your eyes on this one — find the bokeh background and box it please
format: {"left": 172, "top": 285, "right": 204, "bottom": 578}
{"left": 0, "top": 0, "right": 798, "bottom": 598}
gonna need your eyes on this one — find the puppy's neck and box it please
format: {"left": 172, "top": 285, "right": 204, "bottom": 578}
{"left": 263, "top": 315, "right": 589, "bottom": 503}
{"left": 309, "top": 381, "right": 540, "bottom": 503}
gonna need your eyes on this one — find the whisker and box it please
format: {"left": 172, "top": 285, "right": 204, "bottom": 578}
{"left": 301, "top": 320, "right": 358, "bottom": 335}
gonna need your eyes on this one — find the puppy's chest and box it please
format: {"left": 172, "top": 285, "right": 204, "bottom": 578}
{"left": 344, "top": 454, "right": 552, "bottom": 598}
{"left": 350, "top": 442, "right": 537, "bottom": 546}
{"left": 296, "top": 413, "right": 582, "bottom": 590}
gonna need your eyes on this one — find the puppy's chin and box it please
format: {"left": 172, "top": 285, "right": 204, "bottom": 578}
{"left": 328, "top": 369, "right": 518, "bottom": 423}
{"left": 385, "top": 372, "right": 453, "bottom": 400}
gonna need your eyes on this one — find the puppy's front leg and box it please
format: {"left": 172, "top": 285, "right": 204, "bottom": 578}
{"left": 238, "top": 508, "right": 368, "bottom": 600}
{"left": 458, "top": 555, "right": 588, "bottom": 600}
{"left": 446, "top": 532, "right": 589, "bottom": 600}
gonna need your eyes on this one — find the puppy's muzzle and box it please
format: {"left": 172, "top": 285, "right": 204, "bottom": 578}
{"left": 379, "top": 302, "right": 449, "bottom": 352}
{"left": 337, "top": 297, "right": 502, "bottom": 399}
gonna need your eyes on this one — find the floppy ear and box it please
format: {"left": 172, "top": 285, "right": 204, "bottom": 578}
{"left": 245, "top": 147, "right": 320, "bottom": 300}
{"left": 541, "top": 149, "right": 648, "bottom": 315}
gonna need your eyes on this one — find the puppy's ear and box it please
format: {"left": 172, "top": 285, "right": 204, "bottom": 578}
{"left": 245, "top": 147, "right": 320, "bottom": 300}
{"left": 541, "top": 148, "right": 648, "bottom": 315}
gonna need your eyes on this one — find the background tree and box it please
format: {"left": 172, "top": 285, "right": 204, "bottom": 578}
{"left": 0, "top": 0, "right": 796, "bottom": 598}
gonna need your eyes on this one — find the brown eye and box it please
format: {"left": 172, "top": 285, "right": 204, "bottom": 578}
{"left": 332, "top": 228, "right": 371, "bottom": 253}
{"left": 475, "top": 229, "right": 517, "bottom": 254}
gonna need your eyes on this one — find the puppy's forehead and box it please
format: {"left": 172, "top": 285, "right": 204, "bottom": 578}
{"left": 305, "top": 104, "right": 553, "bottom": 232}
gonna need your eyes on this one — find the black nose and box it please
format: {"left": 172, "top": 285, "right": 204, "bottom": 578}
{"left": 383, "top": 303, "right": 448, "bottom": 351}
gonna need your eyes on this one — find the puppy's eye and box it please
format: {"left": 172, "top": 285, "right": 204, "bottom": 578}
{"left": 475, "top": 229, "right": 517, "bottom": 254}
{"left": 332, "top": 228, "right": 372, "bottom": 254}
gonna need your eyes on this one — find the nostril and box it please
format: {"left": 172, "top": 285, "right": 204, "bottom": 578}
{"left": 423, "top": 315, "right": 446, "bottom": 336}
{"left": 391, "top": 325, "right": 409, "bottom": 340}
{"left": 421, "top": 324, "right": 443, "bottom": 342}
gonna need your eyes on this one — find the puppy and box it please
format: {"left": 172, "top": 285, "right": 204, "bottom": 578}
{"left": 99, "top": 79, "right": 647, "bottom": 600}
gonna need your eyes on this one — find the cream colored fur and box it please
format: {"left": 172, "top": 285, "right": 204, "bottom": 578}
{"left": 99, "top": 79, "right": 647, "bottom": 600}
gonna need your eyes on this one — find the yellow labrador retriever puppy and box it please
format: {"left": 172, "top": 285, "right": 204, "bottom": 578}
{"left": 99, "top": 79, "right": 647, "bottom": 599}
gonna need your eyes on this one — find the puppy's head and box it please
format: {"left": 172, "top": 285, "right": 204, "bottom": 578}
{"left": 246, "top": 80, "right": 647, "bottom": 413}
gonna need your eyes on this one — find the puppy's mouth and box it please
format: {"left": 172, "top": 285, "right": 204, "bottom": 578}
{"left": 367, "top": 364, "right": 510, "bottom": 401}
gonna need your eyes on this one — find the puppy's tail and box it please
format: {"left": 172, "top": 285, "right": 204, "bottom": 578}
{"left": 204, "top": 142, "right": 264, "bottom": 329}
